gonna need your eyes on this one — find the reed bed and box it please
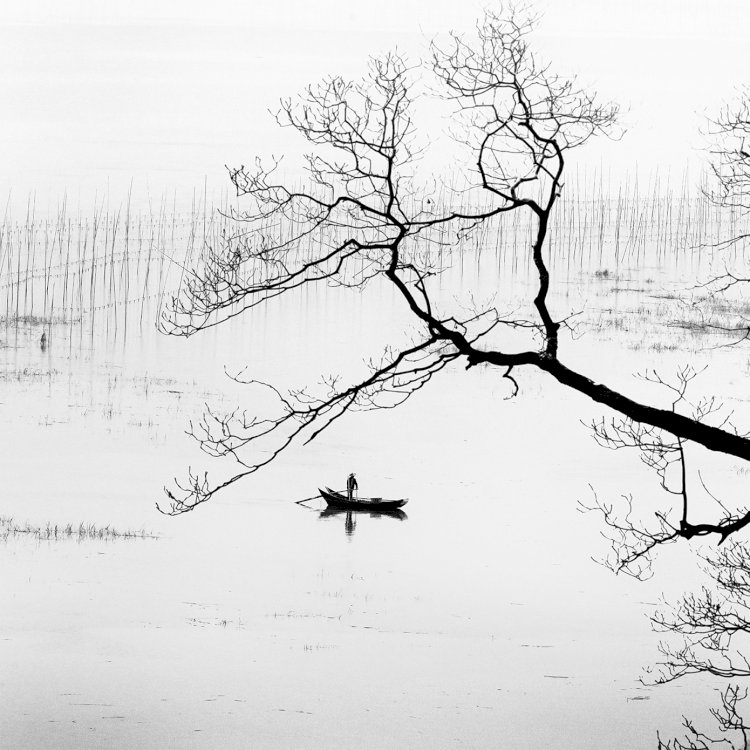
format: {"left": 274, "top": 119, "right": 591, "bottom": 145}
{"left": 0, "top": 516, "right": 157, "bottom": 542}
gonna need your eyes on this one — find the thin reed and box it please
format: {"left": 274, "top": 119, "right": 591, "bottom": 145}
{"left": 0, "top": 172, "right": 748, "bottom": 343}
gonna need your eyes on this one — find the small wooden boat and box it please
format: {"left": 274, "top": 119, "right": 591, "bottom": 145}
{"left": 318, "top": 487, "right": 408, "bottom": 511}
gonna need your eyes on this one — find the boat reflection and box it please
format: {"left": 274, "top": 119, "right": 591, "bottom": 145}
{"left": 318, "top": 507, "right": 408, "bottom": 536}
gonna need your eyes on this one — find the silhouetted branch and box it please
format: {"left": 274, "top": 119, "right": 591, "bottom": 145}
{"left": 578, "top": 487, "right": 679, "bottom": 580}
{"left": 657, "top": 685, "right": 750, "bottom": 749}
{"left": 705, "top": 87, "right": 750, "bottom": 216}
{"left": 582, "top": 367, "right": 748, "bottom": 577}
{"left": 158, "top": 334, "right": 467, "bottom": 514}
{"left": 158, "top": 8, "right": 750, "bottom": 519}
{"left": 648, "top": 543, "right": 750, "bottom": 684}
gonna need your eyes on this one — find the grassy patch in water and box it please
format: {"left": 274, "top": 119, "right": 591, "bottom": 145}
{"left": 0, "top": 314, "right": 80, "bottom": 326}
{"left": 0, "top": 516, "right": 157, "bottom": 541}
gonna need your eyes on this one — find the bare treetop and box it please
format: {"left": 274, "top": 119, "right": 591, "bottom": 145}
{"left": 707, "top": 86, "right": 750, "bottom": 214}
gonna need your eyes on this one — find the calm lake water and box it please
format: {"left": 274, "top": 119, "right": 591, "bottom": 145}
{"left": 1, "top": 209, "right": 748, "bottom": 748}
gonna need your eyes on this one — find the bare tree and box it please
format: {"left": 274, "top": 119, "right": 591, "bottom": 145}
{"left": 580, "top": 367, "right": 749, "bottom": 579}
{"left": 657, "top": 685, "right": 750, "bottom": 750}
{"left": 648, "top": 546, "right": 750, "bottom": 748}
{"left": 706, "top": 88, "right": 750, "bottom": 220}
{"left": 648, "top": 542, "right": 750, "bottom": 685}
{"left": 692, "top": 89, "right": 750, "bottom": 332}
{"left": 159, "top": 8, "right": 750, "bottom": 519}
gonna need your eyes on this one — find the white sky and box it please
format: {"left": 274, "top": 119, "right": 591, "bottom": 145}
{"left": 1, "top": 0, "right": 748, "bottom": 211}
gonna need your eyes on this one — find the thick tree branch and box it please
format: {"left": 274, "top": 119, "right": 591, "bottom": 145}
{"left": 158, "top": 8, "right": 750, "bottom": 539}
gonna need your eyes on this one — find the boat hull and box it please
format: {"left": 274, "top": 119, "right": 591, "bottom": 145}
{"left": 319, "top": 487, "right": 408, "bottom": 511}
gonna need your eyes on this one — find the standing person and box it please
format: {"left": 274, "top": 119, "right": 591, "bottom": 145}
{"left": 346, "top": 472, "right": 358, "bottom": 501}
